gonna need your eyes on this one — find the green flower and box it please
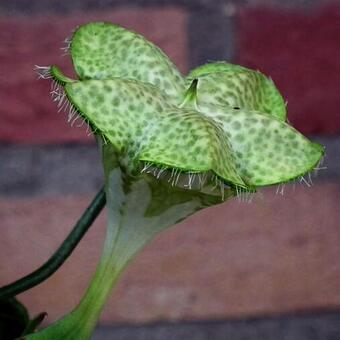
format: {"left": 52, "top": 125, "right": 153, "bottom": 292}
{"left": 27, "top": 22, "right": 323, "bottom": 339}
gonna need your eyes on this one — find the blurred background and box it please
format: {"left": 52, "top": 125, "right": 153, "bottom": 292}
{"left": 0, "top": 0, "right": 339, "bottom": 339}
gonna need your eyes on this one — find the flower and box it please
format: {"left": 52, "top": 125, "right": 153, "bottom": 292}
{"left": 28, "top": 22, "right": 324, "bottom": 340}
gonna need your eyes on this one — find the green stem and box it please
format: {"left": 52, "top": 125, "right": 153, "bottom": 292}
{"left": 64, "top": 220, "right": 126, "bottom": 338}
{"left": 0, "top": 188, "right": 106, "bottom": 301}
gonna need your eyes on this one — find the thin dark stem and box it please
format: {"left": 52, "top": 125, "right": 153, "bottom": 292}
{"left": 0, "top": 187, "right": 106, "bottom": 300}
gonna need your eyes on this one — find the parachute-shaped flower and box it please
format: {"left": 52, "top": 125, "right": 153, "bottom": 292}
{"left": 28, "top": 22, "right": 324, "bottom": 340}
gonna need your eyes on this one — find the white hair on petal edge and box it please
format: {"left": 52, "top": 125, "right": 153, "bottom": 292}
{"left": 43, "top": 72, "right": 91, "bottom": 134}
{"left": 220, "top": 181, "right": 226, "bottom": 201}
{"left": 308, "top": 172, "right": 313, "bottom": 186}
{"left": 175, "top": 170, "right": 181, "bottom": 186}
{"left": 35, "top": 64, "right": 102, "bottom": 140}
{"left": 34, "top": 65, "right": 52, "bottom": 79}
{"left": 185, "top": 172, "right": 194, "bottom": 189}
{"left": 235, "top": 186, "right": 254, "bottom": 203}
{"left": 171, "top": 169, "right": 179, "bottom": 186}
{"left": 60, "top": 26, "right": 78, "bottom": 56}
{"left": 156, "top": 167, "right": 167, "bottom": 179}
{"left": 141, "top": 162, "right": 153, "bottom": 174}
{"left": 60, "top": 36, "right": 72, "bottom": 56}
{"left": 312, "top": 156, "right": 327, "bottom": 177}
{"left": 299, "top": 175, "right": 311, "bottom": 188}
{"left": 275, "top": 155, "right": 327, "bottom": 195}
{"left": 275, "top": 183, "right": 286, "bottom": 196}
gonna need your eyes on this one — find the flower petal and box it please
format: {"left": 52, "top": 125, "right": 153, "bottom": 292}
{"left": 187, "top": 62, "right": 286, "bottom": 120}
{"left": 138, "top": 109, "right": 246, "bottom": 188}
{"left": 197, "top": 103, "right": 324, "bottom": 186}
{"left": 64, "top": 78, "right": 172, "bottom": 152}
{"left": 70, "top": 22, "right": 185, "bottom": 104}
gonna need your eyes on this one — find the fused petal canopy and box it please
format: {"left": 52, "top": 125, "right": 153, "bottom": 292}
{"left": 45, "top": 22, "right": 324, "bottom": 196}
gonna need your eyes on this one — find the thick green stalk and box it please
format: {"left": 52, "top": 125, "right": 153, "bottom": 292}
{"left": 25, "top": 227, "right": 123, "bottom": 339}
{"left": 23, "top": 188, "right": 125, "bottom": 339}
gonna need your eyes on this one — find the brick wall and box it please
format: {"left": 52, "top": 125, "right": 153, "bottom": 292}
{"left": 0, "top": 0, "right": 339, "bottom": 336}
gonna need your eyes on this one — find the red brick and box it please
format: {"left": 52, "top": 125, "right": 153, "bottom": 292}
{"left": 237, "top": 4, "right": 340, "bottom": 135}
{"left": 0, "top": 8, "right": 188, "bottom": 144}
{"left": 0, "top": 183, "right": 339, "bottom": 324}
